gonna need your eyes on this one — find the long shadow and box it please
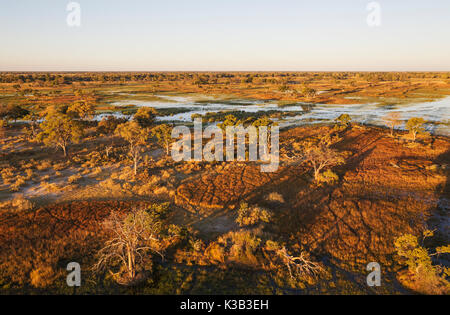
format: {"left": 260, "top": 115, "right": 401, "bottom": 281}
{"left": 428, "top": 148, "right": 450, "bottom": 246}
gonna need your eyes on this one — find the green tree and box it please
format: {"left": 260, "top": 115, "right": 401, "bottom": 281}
{"left": 335, "top": 114, "right": 352, "bottom": 128}
{"left": 218, "top": 114, "right": 238, "bottom": 131}
{"left": 97, "top": 115, "right": 128, "bottom": 136}
{"left": 406, "top": 117, "right": 426, "bottom": 142}
{"left": 278, "top": 85, "right": 289, "bottom": 93}
{"left": 302, "top": 86, "right": 316, "bottom": 98}
{"left": 395, "top": 231, "right": 450, "bottom": 294}
{"left": 37, "top": 112, "right": 83, "bottom": 157}
{"left": 0, "top": 104, "right": 29, "bottom": 122}
{"left": 251, "top": 116, "right": 274, "bottom": 128}
{"left": 151, "top": 124, "right": 173, "bottom": 155}
{"left": 134, "top": 107, "right": 157, "bottom": 128}
{"left": 23, "top": 112, "right": 40, "bottom": 140}
{"left": 67, "top": 101, "right": 96, "bottom": 120}
{"left": 115, "top": 121, "right": 148, "bottom": 175}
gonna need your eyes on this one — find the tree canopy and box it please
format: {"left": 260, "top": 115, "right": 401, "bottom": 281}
{"left": 37, "top": 111, "right": 83, "bottom": 157}
{"left": 115, "top": 121, "right": 149, "bottom": 175}
{"left": 133, "top": 107, "right": 157, "bottom": 128}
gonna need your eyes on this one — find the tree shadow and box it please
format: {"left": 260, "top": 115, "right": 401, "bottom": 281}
{"left": 427, "top": 148, "right": 450, "bottom": 246}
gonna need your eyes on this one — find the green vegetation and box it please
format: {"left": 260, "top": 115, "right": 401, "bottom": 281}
{"left": 236, "top": 202, "right": 272, "bottom": 227}
{"left": 335, "top": 114, "right": 352, "bottom": 128}
{"left": 406, "top": 117, "right": 427, "bottom": 142}
{"left": 134, "top": 107, "right": 157, "bottom": 128}
{"left": 36, "top": 111, "right": 83, "bottom": 157}
{"left": 0, "top": 72, "right": 449, "bottom": 295}
{"left": 115, "top": 121, "right": 149, "bottom": 175}
{"left": 395, "top": 231, "right": 450, "bottom": 294}
{"left": 151, "top": 124, "right": 174, "bottom": 155}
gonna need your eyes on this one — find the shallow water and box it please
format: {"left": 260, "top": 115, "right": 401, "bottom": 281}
{"left": 108, "top": 94, "right": 450, "bottom": 136}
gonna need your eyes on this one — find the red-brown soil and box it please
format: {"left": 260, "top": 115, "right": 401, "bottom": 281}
{"left": 176, "top": 126, "right": 450, "bottom": 269}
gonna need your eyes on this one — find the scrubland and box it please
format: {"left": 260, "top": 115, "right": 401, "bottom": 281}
{"left": 0, "top": 72, "right": 449, "bottom": 295}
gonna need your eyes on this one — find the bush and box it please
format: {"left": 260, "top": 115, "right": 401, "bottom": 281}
{"left": 206, "top": 229, "right": 263, "bottom": 266}
{"left": 68, "top": 174, "right": 82, "bottom": 184}
{"left": 30, "top": 266, "right": 55, "bottom": 288}
{"left": 10, "top": 176, "right": 26, "bottom": 192}
{"left": 97, "top": 116, "right": 128, "bottom": 135}
{"left": 0, "top": 194, "right": 34, "bottom": 212}
{"left": 316, "top": 169, "right": 339, "bottom": 185}
{"left": 236, "top": 203, "right": 272, "bottom": 227}
{"left": 265, "top": 192, "right": 285, "bottom": 203}
{"left": 335, "top": 114, "right": 351, "bottom": 128}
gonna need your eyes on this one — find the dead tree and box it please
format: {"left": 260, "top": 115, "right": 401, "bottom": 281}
{"left": 94, "top": 208, "right": 163, "bottom": 283}
{"left": 276, "top": 246, "right": 323, "bottom": 280}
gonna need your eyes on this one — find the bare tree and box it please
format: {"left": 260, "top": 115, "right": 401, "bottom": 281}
{"left": 94, "top": 209, "right": 163, "bottom": 284}
{"left": 303, "top": 144, "right": 345, "bottom": 181}
{"left": 265, "top": 241, "right": 323, "bottom": 280}
{"left": 383, "top": 112, "right": 401, "bottom": 137}
{"left": 276, "top": 247, "right": 323, "bottom": 280}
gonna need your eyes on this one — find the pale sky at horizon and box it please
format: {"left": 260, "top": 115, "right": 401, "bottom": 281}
{"left": 1, "top": 0, "right": 450, "bottom": 71}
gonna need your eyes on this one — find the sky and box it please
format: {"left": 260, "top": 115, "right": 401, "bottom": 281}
{"left": 0, "top": 0, "right": 449, "bottom": 71}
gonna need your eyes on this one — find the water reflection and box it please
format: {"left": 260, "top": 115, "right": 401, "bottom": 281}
{"left": 103, "top": 94, "right": 450, "bottom": 136}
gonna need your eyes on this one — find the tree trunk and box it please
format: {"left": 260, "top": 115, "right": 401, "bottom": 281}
{"left": 127, "top": 246, "right": 135, "bottom": 279}
{"left": 314, "top": 168, "right": 320, "bottom": 181}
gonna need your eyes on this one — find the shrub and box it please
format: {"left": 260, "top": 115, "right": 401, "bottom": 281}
{"left": 335, "top": 114, "right": 351, "bottom": 128}
{"left": 25, "top": 169, "right": 34, "bottom": 180}
{"left": 97, "top": 116, "right": 128, "bottom": 135}
{"left": 10, "top": 176, "right": 27, "bottom": 192}
{"left": 30, "top": 266, "right": 55, "bottom": 288}
{"left": 265, "top": 192, "right": 285, "bottom": 203}
{"left": 153, "top": 186, "right": 169, "bottom": 196}
{"left": 236, "top": 203, "right": 272, "bottom": 227}
{"left": 206, "top": 229, "right": 263, "bottom": 266}
{"left": 0, "top": 194, "right": 34, "bottom": 212}
{"left": 1, "top": 167, "right": 15, "bottom": 185}
{"left": 36, "top": 160, "right": 52, "bottom": 171}
{"left": 316, "top": 169, "right": 339, "bottom": 185}
{"left": 68, "top": 174, "right": 82, "bottom": 184}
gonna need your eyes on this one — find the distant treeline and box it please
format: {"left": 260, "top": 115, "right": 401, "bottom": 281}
{"left": 1, "top": 71, "right": 449, "bottom": 85}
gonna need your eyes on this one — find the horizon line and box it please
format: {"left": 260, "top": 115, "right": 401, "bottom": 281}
{"left": 1, "top": 70, "right": 450, "bottom": 73}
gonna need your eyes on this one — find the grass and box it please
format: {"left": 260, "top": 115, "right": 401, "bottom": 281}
{"left": 0, "top": 73, "right": 449, "bottom": 295}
